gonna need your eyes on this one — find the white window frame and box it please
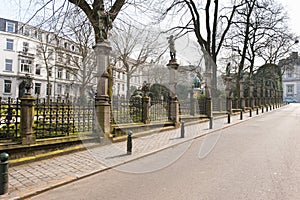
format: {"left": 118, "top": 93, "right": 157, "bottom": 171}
{"left": 5, "top": 59, "right": 13, "bottom": 71}
{"left": 4, "top": 80, "right": 12, "bottom": 93}
{"left": 6, "top": 22, "right": 15, "bottom": 33}
{"left": 6, "top": 39, "right": 14, "bottom": 50}
{"left": 35, "top": 83, "right": 41, "bottom": 95}
{"left": 20, "top": 59, "right": 32, "bottom": 73}
{"left": 57, "top": 69, "right": 63, "bottom": 79}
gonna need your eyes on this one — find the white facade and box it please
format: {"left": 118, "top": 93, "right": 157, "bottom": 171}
{"left": 280, "top": 52, "right": 300, "bottom": 102}
{"left": 111, "top": 58, "right": 145, "bottom": 98}
{"left": 0, "top": 18, "right": 93, "bottom": 102}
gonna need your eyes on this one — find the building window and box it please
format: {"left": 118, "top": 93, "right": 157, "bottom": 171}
{"left": 20, "top": 59, "right": 32, "bottom": 73}
{"left": 4, "top": 80, "right": 12, "bottom": 93}
{"left": 23, "top": 28, "right": 30, "bottom": 36}
{"left": 35, "top": 83, "right": 41, "bottom": 95}
{"left": 66, "top": 55, "right": 71, "bottom": 65}
{"left": 6, "top": 39, "right": 14, "bottom": 50}
{"left": 122, "top": 84, "right": 125, "bottom": 91}
{"left": 57, "top": 84, "right": 62, "bottom": 95}
{"left": 48, "top": 69, "right": 52, "bottom": 77}
{"left": 35, "top": 64, "right": 41, "bottom": 75}
{"left": 57, "top": 69, "right": 63, "bottom": 79}
{"left": 286, "top": 85, "right": 294, "bottom": 97}
{"left": 286, "top": 69, "right": 293, "bottom": 78}
{"left": 57, "top": 53, "right": 63, "bottom": 62}
{"left": 46, "top": 84, "right": 52, "bottom": 95}
{"left": 64, "top": 42, "right": 69, "bottom": 49}
{"left": 6, "top": 22, "right": 15, "bottom": 33}
{"left": 48, "top": 48, "right": 54, "bottom": 60}
{"left": 23, "top": 42, "right": 29, "bottom": 53}
{"left": 5, "top": 59, "right": 13, "bottom": 71}
{"left": 117, "top": 72, "right": 120, "bottom": 79}
{"left": 66, "top": 70, "right": 70, "bottom": 80}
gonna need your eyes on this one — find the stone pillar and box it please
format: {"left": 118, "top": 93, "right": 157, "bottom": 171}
{"left": 95, "top": 72, "right": 110, "bottom": 135}
{"left": 168, "top": 97, "right": 180, "bottom": 127}
{"left": 94, "top": 41, "right": 112, "bottom": 136}
{"left": 167, "top": 60, "right": 179, "bottom": 96}
{"left": 240, "top": 80, "right": 245, "bottom": 109}
{"left": 94, "top": 41, "right": 112, "bottom": 92}
{"left": 225, "top": 76, "right": 232, "bottom": 113}
{"left": 262, "top": 86, "right": 266, "bottom": 106}
{"left": 167, "top": 59, "right": 179, "bottom": 127}
{"left": 257, "top": 84, "right": 261, "bottom": 107}
{"left": 20, "top": 95, "right": 36, "bottom": 144}
{"left": 142, "top": 96, "right": 151, "bottom": 124}
{"left": 249, "top": 81, "right": 254, "bottom": 108}
{"left": 204, "top": 84, "right": 213, "bottom": 118}
{"left": 266, "top": 87, "right": 270, "bottom": 105}
{"left": 190, "top": 91, "right": 197, "bottom": 116}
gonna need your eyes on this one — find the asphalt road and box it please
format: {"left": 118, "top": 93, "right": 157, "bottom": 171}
{"left": 31, "top": 104, "right": 300, "bottom": 200}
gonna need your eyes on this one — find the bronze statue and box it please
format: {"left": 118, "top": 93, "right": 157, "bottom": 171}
{"left": 168, "top": 35, "right": 176, "bottom": 60}
{"left": 97, "top": 8, "right": 112, "bottom": 42}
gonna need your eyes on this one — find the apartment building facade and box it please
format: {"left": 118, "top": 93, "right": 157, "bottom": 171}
{"left": 0, "top": 18, "right": 98, "bottom": 102}
{"left": 279, "top": 52, "right": 300, "bottom": 102}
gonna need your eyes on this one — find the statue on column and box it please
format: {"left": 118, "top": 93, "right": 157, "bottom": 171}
{"left": 97, "top": 6, "right": 113, "bottom": 42}
{"left": 167, "top": 35, "right": 176, "bottom": 60}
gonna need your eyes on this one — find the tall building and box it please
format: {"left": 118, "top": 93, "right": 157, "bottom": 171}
{"left": 0, "top": 17, "right": 97, "bottom": 102}
{"left": 279, "top": 52, "right": 300, "bottom": 102}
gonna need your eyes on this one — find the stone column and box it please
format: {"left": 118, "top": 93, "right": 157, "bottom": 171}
{"left": 257, "top": 84, "right": 261, "bottom": 107}
{"left": 190, "top": 90, "right": 198, "bottom": 116}
{"left": 94, "top": 41, "right": 112, "bottom": 136}
{"left": 262, "top": 86, "right": 266, "bottom": 106}
{"left": 266, "top": 87, "right": 270, "bottom": 105}
{"left": 240, "top": 80, "right": 245, "bottom": 110}
{"left": 167, "top": 59, "right": 179, "bottom": 126}
{"left": 142, "top": 96, "right": 151, "bottom": 124}
{"left": 225, "top": 77, "right": 232, "bottom": 113}
{"left": 20, "top": 95, "right": 35, "bottom": 144}
{"left": 249, "top": 81, "right": 254, "bottom": 108}
{"left": 168, "top": 97, "right": 180, "bottom": 127}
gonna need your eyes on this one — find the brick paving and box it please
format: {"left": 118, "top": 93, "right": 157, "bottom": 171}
{"left": 1, "top": 110, "right": 263, "bottom": 200}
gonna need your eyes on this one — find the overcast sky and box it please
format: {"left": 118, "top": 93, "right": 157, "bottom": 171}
{"left": 0, "top": 0, "right": 299, "bottom": 34}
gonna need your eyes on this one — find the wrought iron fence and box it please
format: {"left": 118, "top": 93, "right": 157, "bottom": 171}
{"left": 179, "top": 100, "right": 190, "bottom": 116}
{"left": 34, "top": 98, "right": 95, "bottom": 139}
{"left": 0, "top": 97, "right": 20, "bottom": 140}
{"left": 150, "top": 99, "right": 169, "bottom": 122}
{"left": 198, "top": 98, "right": 207, "bottom": 115}
{"left": 0, "top": 96, "right": 95, "bottom": 141}
{"left": 111, "top": 97, "right": 143, "bottom": 124}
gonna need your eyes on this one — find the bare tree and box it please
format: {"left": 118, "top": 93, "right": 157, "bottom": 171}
{"left": 36, "top": 31, "right": 58, "bottom": 103}
{"left": 62, "top": 9, "right": 97, "bottom": 103}
{"left": 152, "top": 0, "right": 245, "bottom": 95}
{"left": 110, "top": 22, "right": 162, "bottom": 98}
{"left": 225, "top": 0, "right": 298, "bottom": 98}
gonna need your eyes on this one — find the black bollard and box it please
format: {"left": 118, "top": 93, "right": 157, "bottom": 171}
{"left": 209, "top": 117, "right": 213, "bottom": 129}
{"left": 262, "top": 107, "right": 264, "bottom": 113}
{"left": 227, "top": 112, "right": 231, "bottom": 124}
{"left": 240, "top": 110, "right": 243, "bottom": 120}
{"left": 249, "top": 109, "right": 252, "bottom": 117}
{"left": 0, "top": 153, "right": 9, "bottom": 195}
{"left": 181, "top": 121, "right": 185, "bottom": 138}
{"left": 127, "top": 131, "right": 132, "bottom": 155}
{"left": 256, "top": 107, "right": 259, "bottom": 115}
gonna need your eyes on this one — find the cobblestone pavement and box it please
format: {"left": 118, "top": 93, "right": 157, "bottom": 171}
{"left": 1, "top": 109, "right": 268, "bottom": 200}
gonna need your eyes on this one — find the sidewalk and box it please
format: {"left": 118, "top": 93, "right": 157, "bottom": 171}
{"left": 2, "top": 107, "right": 276, "bottom": 200}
